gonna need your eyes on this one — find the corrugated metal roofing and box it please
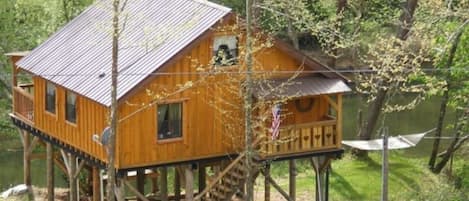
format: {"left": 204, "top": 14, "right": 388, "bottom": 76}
{"left": 17, "top": 0, "right": 231, "bottom": 106}
{"left": 253, "top": 76, "right": 351, "bottom": 100}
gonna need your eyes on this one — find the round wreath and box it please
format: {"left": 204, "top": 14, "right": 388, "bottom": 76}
{"left": 295, "top": 98, "right": 315, "bottom": 112}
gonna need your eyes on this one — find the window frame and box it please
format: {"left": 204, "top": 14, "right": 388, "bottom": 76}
{"left": 212, "top": 35, "right": 239, "bottom": 67}
{"left": 45, "top": 82, "right": 56, "bottom": 115}
{"left": 156, "top": 102, "right": 183, "bottom": 142}
{"left": 65, "top": 90, "right": 77, "bottom": 124}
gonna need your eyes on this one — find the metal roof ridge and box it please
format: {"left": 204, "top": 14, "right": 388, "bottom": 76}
{"left": 189, "top": 0, "right": 231, "bottom": 12}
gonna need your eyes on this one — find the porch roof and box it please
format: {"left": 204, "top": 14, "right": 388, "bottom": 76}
{"left": 253, "top": 76, "right": 351, "bottom": 100}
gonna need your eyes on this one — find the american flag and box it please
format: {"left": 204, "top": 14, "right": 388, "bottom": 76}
{"left": 270, "top": 104, "right": 281, "bottom": 140}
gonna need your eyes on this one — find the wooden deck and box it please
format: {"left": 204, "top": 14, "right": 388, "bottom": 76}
{"left": 13, "top": 84, "right": 34, "bottom": 123}
{"left": 259, "top": 119, "right": 339, "bottom": 157}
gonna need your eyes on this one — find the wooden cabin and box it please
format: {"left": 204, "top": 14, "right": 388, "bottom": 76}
{"left": 8, "top": 0, "right": 350, "bottom": 200}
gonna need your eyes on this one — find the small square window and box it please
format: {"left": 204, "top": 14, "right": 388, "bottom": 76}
{"left": 45, "top": 82, "right": 56, "bottom": 114}
{"left": 157, "top": 103, "right": 182, "bottom": 140}
{"left": 66, "top": 91, "right": 77, "bottom": 123}
{"left": 213, "top": 35, "right": 238, "bottom": 66}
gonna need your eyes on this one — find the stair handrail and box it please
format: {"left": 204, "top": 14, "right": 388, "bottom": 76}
{"left": 194, "top": 136, "right": 265, "bottom": 200}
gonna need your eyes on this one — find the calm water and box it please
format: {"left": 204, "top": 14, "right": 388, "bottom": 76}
{"left": 0, "top": 95, "right": 452, "bottom": 191}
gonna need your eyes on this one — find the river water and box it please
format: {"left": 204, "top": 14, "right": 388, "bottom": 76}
{"left": 0, "top": 95, "right": 453, "bottom": 191}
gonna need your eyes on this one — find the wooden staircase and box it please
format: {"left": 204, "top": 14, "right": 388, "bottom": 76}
{"left": 195, "top": 138, "right": 264, "bottom": 201}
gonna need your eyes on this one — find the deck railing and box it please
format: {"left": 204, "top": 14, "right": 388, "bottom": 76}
{"left": 13, "top": 85, "right": 34, "bottom": 123}
{"left": 259, "top": 119, "right": 338, "bottom": 157}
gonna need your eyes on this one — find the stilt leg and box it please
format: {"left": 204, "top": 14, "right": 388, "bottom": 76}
{"left": 185, "top": 165, "right": 194, "bottom": 201}
{"left": 47, "top": 142, "right": 54, "bottom": 201}
{"left": 174, "top": 167, "right": 181, "bottom": 201}
{"left": 160, "top": 167, "right": 168, "bottom": 201}
{"left": 92, "top": 167, "right": 101, "bottom": 201}
{"left": 264, "top": 163, "right": 271, "bottom": 201}
{"left": 137, "top": 169, "right": 145, "bottom": 201}
{"left": 289, "top": 160, "right": 296, "bottom": 201}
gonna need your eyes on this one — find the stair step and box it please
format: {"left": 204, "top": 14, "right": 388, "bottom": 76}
{"left": 210, "top": 189, "right": 226, "bottom": 199}
{"left": 216, "top": 184, "right": 233, "bottom": 193}
{"left": 222, "top": 177, "right": 238, "bottom": 186}
{"left": 229, "top": 171, "right": 244, "bottom": 179}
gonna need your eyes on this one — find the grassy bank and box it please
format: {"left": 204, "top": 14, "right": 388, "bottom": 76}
{"left": 258, "top": 151, "right": 468, "bottom": 201}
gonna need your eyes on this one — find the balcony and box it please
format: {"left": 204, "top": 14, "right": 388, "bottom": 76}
{"left": 259, "top": 119, "right": 339, "bottom": 157}
{"left": 13, "top": 83, "right": 34, "bottom": 123}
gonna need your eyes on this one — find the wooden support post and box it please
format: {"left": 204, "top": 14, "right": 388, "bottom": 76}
{"left": 23, "top": 131, "right": 31, "bottom": 186}
{"left": 289, "top": 160, "right": 296, "bottom": 201}
{"left": 92, "top": 167, "right": 101, "bottom": 201}
{"left": 198, "top": 163, "right": 206, "bottom": 194}
{"left": 47, "top": 142, "right": 54, "bottom": 201}
{"left": 69, "top": 154, "right": 78, "bottom": 201}
{"left": 311, "top": 156, "right": 331, "bottom": 201}
{"left": 22, "top": 130, "right": 35, "bottom": 200}
{"left": 151, "top": 169, "right": 159, "bottom": 194}
{"left": 264, "top": 163, "right": 271, "bottom": 201}
{"left": 137, "top": 169, "right": 145, "bottom": 201}
{"left": 124, "top": 180, "right": 150, "bottom": 201}
{"left": 174, "top": 167, "right": 181, "bottom": 201}
{"left": 160, "top": 167, "right": 168, "bottom": 201}
{"left": 116, "top": 174, "right": 126, "bottom": 201}
{"left": 337, "top": 94, "right": 343, "bottom": 148}
{"left": 185, "top": 165, "right": 194, "bottom": 201}
{"left": 261, "top": 170, "right": 292, "bottom": 201}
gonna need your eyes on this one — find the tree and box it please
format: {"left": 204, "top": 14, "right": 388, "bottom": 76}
{"left": 425, "top": 0, "right": 469, "bottom": 173}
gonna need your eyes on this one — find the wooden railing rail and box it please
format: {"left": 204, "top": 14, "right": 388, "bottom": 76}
{"left": 260, "top": 120, "right": 338, "bottom": 157}
{"left": 194, "top": 136, "right": 265, "bottom": 201}
{"left": 13, "top": 86, "right": 34, "bottom": 122}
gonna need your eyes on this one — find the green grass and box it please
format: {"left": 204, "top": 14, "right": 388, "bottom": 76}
{"left": 259, "top": 151, "right": 467, "bottom": 201}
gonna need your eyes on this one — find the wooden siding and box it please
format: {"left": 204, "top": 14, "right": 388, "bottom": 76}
{"left": 33, "top": 77, "right": 108, "bottom": 162}
{"left": 116, "top": 32, "right": 308, "bottom": 168}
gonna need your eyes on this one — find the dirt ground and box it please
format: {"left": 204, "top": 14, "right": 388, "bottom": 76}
{"left": 1, "top": 186, "right": 315, "bottom": 201}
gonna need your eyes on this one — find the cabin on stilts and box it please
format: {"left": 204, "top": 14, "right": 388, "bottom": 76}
{"left": 7, "top": 0, "right": 351, "bottom": 200}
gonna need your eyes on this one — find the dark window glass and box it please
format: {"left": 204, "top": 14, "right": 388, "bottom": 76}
{"left": 213, "top": 36, "right": 238, "bottom": 66}
{"left": 157, "top": 103, "right": 182, "bottom": 140}
{"left": 66, "top": 91, "right": 77, "bottom": 123}
{"left": 45, "top": 82, "right": 56, "bottom": 114}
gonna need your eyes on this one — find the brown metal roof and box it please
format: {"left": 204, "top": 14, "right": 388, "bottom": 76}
{"left": 16, "top": 0, "right": 231, "bottom": 106}
{"left": 254, "top": 76, "right": 351, "bottom": 100}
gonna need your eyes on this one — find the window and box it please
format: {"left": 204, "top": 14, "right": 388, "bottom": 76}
{"left": 66, "top": 91, "right": 77, "bottom": 123}
{"left": 213, "top": 35, "right": 238, "bottom": 66}
{"left": 157, "top": 103, "right": 182, "bottom": 140}
{"left": 45, "top": 82, "right": 56, "bottom": 114}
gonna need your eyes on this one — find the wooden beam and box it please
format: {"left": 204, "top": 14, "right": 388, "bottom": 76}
{"left": 23, "top": 131, "right": 31, "bottom": 186}
{"left": 27, "top": 136, "right": 39, "bottom": 155}
{"left": 185, "top": 165, "right": 194, "bottom": 201}
{"left": 73, "top": 160, "right": 86, "bottom": 180}
{"left": 124, "top": 180, "right": 150, "bottom": 201}
{"left": 174, "top": 167, "right": 181, "bottom": 201}
{"left": 69, "top": 154, "right": 78, "bottom": 201}
{"left": 92, "top": 167, "right": 101, "bottom": 201}
{"left": 198, "top": 163, "right": 206, "bottom": 194}
{"left": 47, "top": 142, "right": 54, "bottom": 201}
{"left": 289, "top": 160, "right": 296, "bottom": 201}
{"left": 160, "top": 167, "right": 168, "bottom": 201}
{"left": 264, "top": 163, "right": 271, "bottom": 201}
{"left": 136, "top": 169, "right": 145, "bottom": 201}
{"left": 261, "top": 170, "right": 292, "bottom": 201}
{"left": 324, "top": 95, "right": 338, "bottom": 111}
{"left": 337, "top": 94, "right": 343, "bottom": 149}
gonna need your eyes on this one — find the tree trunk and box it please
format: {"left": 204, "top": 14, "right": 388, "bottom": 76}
{"left": 353, "top": 0, "right": 419, "bottom": 157}
{"left": 428, "top": 21, "right": 466, "bottom": 171}
{"left": 428, "top": 86, "right": 449, "bottom": 170}
{"left": 327, "top": 0, "right": 347, "bottom": 67}
{"left": 397, "top": 0, "right": 418, "bottom": 40}
{"left": 433, "top": 111, "right": 468, "bottom": 173}
{"left": 245, "top": 0, "right": 255, "bottom": 201}
{"left": 107, "top": 0, "right": 120, "bottom": 200}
